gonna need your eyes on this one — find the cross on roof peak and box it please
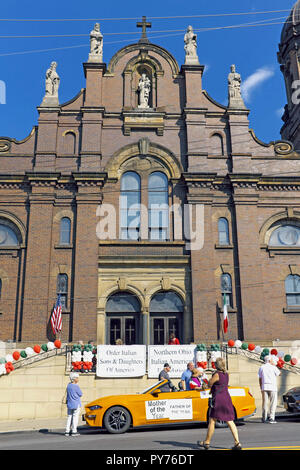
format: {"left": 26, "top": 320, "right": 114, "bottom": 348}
{"left": 136, "top": 16, "right": 152, "bottom": 44}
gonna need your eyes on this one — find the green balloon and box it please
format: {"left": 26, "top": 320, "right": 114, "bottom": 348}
{"left": 41, "top": 344, "right": 48, "bottom": 352}
{"left": 20, "top": 350, "right": 27, "bottom": 358}
{"left": 242, "top": 343, "right": 248, "bottom": 350}
{"left": 0, "top": 358, "right": 6, "bottom": 364}
{"left": 284, "top": 354, "right": 292, "bottom": 362}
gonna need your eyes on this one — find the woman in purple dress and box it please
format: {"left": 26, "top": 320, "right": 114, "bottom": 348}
{"left": 197, "top": 358, "right": 242, "bottom": 450}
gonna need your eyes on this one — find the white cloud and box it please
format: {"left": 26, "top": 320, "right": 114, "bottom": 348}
{"left": 241, "top": 66, "right": 275, "bottom": 102}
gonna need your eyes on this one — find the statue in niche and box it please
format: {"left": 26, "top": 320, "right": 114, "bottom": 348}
{"left": 88, "top": 23, "right": 103, "bottom": 62}
{"left": 41, "top": 61, "right": 60, "bottom": 106}
{"left": 184, "top": 25, "right": 199, "bottom": 65}
{"left": 228, "top": 64, "right": 246, "bottom": 109}
{"left": 138, "top": 73, "right": 151, "bottom": 109}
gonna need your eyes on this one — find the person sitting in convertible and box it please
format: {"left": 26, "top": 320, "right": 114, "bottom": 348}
{"left": 189, "top": 368, "right": 209, "bottom": 391}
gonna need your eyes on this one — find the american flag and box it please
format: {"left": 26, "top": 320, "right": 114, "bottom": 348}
{"left": 51, "top": 294, "right": 62, "bottom": 336}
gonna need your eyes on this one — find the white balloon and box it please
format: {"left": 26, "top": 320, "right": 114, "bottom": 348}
{"left": 0, "top": 364, "right": 6, "bottom": 376}
{"left": 5, "top": 354, "right": 13, "bottom": 363}
{"left": 25, "top": 347, "right": 34, "bottom": 356}
{"left": 235, "top": 340, "right": 242, "bottom": 348}
{"left": 47, "top": 342, "right": 55, "bottom": 350}
{"left": 254, "top": 346, "right": 262, "bottom": 354}
{"left": 278, "top": 351, "right": 285, "bottom": 358}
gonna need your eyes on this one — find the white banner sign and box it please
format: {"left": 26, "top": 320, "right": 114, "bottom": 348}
{"left": 96, "top": 345, "right": 146, "bottom": 377}
{"left": 145, "top": 399, "right": 193, "bottom": 420}
{"left": 148, "top": 345, "right": 197, "bottom": 378}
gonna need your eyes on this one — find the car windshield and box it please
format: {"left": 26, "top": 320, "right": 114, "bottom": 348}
{"left": 140, "top": 380, "right": 165, "bottom": 394}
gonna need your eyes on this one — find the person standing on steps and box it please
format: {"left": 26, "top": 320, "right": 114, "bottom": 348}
{"left": 197, "top": 357, "right": 242, "bottom": 450}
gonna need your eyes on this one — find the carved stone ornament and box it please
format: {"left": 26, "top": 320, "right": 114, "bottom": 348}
{"left": 0, "top": 139, "right": 11, "bottom": 152}
{"left": 118, "top": 277, "right": 127, "bottom": 291}
{"left": 138, "top": 137, "right": 150, "bottom": 155}
{"left": 274, "top": 141, "right": 294, "bottom": 155}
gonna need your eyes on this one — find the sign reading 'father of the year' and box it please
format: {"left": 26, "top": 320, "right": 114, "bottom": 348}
{"left": 147, "top": 345, "right": 197, "bottom": 378}
{"left": 96, "top": 345, "right": 146, "bottom": 377}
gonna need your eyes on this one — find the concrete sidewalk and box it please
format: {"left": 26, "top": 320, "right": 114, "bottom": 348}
{"left": 0, "top": 406, "right": 290, "bottom": 434}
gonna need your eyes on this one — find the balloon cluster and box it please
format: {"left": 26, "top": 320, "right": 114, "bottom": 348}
{"left": 71, "top": 344, "right": 96, "bottom": 373}
{"left": 227, "top": 340, "right": 298, "bottom": 368}
{"left": 0, "top": 340, "right": 62, "bottom": 377}
{"left": 196, "top": 343, "right": 222, "bottom": 370}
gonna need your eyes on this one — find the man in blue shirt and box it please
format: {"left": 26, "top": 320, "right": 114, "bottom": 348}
{"left": 180, "top": 362, "right": 195, "bottom": 391}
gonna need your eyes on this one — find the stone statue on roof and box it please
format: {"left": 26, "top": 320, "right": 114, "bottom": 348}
{"left": 184, "top": 25, "right": 200, "bottom": 65}
{"left": 228, "top": 64, "right": 246, "bottom": 109}
{"left": 88, "top": 23, "right": 103, "bottom": 62}
{"left": 41, "top": 61, "right": 60, "bottom": 106}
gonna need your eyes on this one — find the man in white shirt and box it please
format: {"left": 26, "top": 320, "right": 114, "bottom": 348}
{"left": 258, "top": 355, "right": 281, "bottom": 424}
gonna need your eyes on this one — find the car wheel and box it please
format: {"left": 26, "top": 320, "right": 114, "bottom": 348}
{"left": 103, "top": 406, "right": 131, "bottom": 434}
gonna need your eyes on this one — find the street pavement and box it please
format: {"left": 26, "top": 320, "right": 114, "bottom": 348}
{"left": 0, "top": 411, "right": 300, "bottom": 451}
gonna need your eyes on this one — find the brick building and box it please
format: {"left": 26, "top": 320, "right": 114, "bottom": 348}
{"left": 1, "top": 9, "right": 300, "bottom": 345}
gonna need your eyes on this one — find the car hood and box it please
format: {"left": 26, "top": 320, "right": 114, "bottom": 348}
{"left": 85, "top": 393, "right": 144, "bottom": 408}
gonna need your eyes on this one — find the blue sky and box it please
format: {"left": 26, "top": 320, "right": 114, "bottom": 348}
{"left": 0, "top": 0, "right": 295, "bottom": 142}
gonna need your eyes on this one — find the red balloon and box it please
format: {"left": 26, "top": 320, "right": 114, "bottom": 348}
{"left": 248, "top": 344, "right": 255, "bottom": 351}
{"left": 12, "top": 351, "right": 20, "bottom": 361}
{"left": 5, "top": 362, "right": 14, "bottom": 373}
{"left": 228, "top": 340, "right": 235, "bottom": 347}
{"left": 33, "top": 345, "right": 41, "bottom": 354}
{"left": 291, "top": 358, "right": 298, "bottom": 366}
{"left": 271, "top": 349, "right": 278, "bottom": 356}
{"left": 54, "top": 340, "right": 61, "bottom": 349}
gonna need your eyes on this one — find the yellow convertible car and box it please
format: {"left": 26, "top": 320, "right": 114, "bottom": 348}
{"left": 83, "top": 379, "right": 256, "bottom": 434}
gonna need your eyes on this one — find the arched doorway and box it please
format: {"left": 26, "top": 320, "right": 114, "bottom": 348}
{"left": 150, "top": 291, "right": 184, "bottom": 344}
{"left": 106, "top": 292, "right": 141, "bottom": 345}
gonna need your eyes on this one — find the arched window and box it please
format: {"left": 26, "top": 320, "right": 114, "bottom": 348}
{"left": 59, "top": 217, "right": 71, "bottom": 245}
{"left": 218, "top": 218, "right": 230, "bottom": 245}
{"left": 150, "top": 291, "right": 184, "bottom": 344}
{"left": 269, "top": 224, "right": 300, "bottom": 247}
{"left": 221, "top": 273, "right": 233, "bottom": 308}
{"left": 285, "top": 275, "right": 300, "bottom": 306}
{"left": 106, "top": 292, "right": 141, "bottom": 345}
{"left": 120, "top": 172, "right": 141, "bottom": 240}
{"left": 57, "top": 274, "right": 68, "bottom": 310}
{"left": 0, "top": 222, "right": 19, "bottom": 247}
{"left": 211, "top": 133, "right": 224, "bottom": 156}
{"left": 148, "top": 172, "right": 169, "bottom": 240}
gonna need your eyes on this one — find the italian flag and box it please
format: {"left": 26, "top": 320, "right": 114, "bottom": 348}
{"left": 223, "top": 293, "right": 228, "bottom": 334}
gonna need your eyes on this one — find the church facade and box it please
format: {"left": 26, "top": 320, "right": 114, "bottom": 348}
{"left": 1, "top": 8, "right": 300, "bottom": 345}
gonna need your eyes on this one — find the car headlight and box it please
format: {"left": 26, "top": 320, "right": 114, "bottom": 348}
{"left": 88, "top": 405, "right": 102, "bottom": 411}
